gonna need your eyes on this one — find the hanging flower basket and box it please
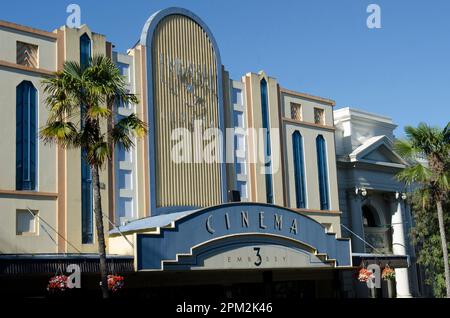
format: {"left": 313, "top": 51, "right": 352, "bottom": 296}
{"left": 382, "top": 266, "right": 396, "bottom": 281}
{"left": 107, "top": 275, "right": 124, "bottom": 293}
{"left": 357, "top": 268, "right": 374, "bottom": 283}
{"left": 47, "top": 275, "right": 68, "bottom": 293}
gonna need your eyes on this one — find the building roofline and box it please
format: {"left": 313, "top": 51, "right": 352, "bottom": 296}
{"left": 279, "top": 87, "right": 336, "bottom": 106}
{"left": 0, "top": 20, "right": 57, "bottom": 40}
{"left": 334, "top": 107, "right": 395, "bottom": 125}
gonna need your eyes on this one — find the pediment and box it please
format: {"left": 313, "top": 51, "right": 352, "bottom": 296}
{"left": 349, "top": 135, "right": 407, "bottom": 167}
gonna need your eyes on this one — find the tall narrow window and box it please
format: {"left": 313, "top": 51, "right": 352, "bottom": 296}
{"left": 260, "top": 78, "right": 273, "bottom": 204}
{"left": 292, "top": 131, "right": 306, "bottom": 208}
{"left": 80, "top": 33, "right": 93, "bottom": 244}
{"left": 16, "top": 81, "right": 37, "bottom": 191}
{"left": 80, "top": 34, "right": 91, "bottom": 68}
{"left": 316, "top": 135, "right": 329, "bottom": 210}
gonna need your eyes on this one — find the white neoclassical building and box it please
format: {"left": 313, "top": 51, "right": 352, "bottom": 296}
{"left": 334, "top": 107, "right": 425, "bottom": 298}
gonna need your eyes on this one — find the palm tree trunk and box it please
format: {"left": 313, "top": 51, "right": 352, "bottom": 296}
{"left": 92, "top": 164, "right": 109, "bottom": 299}
{"left": 436, "top": 200, "right": 450, "bottom": 298}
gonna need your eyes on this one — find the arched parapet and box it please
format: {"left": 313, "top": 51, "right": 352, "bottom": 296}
{"left": 123, "top": 203, "right": 352, "bottom": 270}
{"left": 139, "top": 7, "right": 226, "bottom": 215}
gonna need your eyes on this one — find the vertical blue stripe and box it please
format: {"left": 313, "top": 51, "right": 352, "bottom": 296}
{"left": 316, "top": 135, "right": 329, "bottom": 210}
{"left": 292, "top": 131, "right": 306, "bottom": 208}
{"left": 260, "top": 78, "right": 273, "bottom": 204}
{"left": 16, "top": 81, "right": 36, "bottom": 191}
{"left": 80, "top": 33, "right": 94, "bottom": 244}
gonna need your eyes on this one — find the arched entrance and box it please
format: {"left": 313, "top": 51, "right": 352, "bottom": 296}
{"left": 362, "top": 204, "right": 390, "bottom": 254}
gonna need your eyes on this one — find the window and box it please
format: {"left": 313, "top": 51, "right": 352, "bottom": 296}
{"left": 290, "top": 103, "right": 302, "bottom": 121}
{"left": 117, "top": 62, "right": 130, "bottom": 82}
{"left": 16, "top": 210, "right": 37, "bottom": 235}
{"left": 235, "top": 134, "right": 245, "bottom": 152}
{"left": 316, "top": 135, "right": 329, "bottom": 210}
{"left": 119, "top": 170, "right": 133, "bottom": 190}
{"left": 235, "top": 156, "right": 246, "bottom": 175}
{"left": 237, "top": 181, "right": 247, "bottom": 200}
{"left": 117, "top": 144, "right": 132, "bottom": 163}
{"left": 260, "top": 78, "right": 273, "bottom": 204}
{"left": 80, "top": 33, "right": 91, "bottom": 68}
{"left": 80, "top": 33, "right": 93, "bottom": 244}
{"left": 234, "top": 111, "right": 245, "bottom": 128}
{"left": 314, "top": 108, "right": 325, "bottom": 125}
{"left": 16, "top": 81, "right": 37, "bottom": 191}
{"left": 16, "top": 41, "right": 38, "bottom": 68}
{"left": 292, "top": 131, "right": 306, "bottom": 208}
{"left": 117, "top": 89, "right": 132, "bottom": 109}
{"left": 117, "top": 198, "right": 134, "bottom": 221}
{"left": 232, "top": 88, "right": 243, "bottom": 106}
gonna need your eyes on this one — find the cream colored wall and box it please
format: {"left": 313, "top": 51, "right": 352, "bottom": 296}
{"left": 281, "top": 92, "right": 341, "bottom": 237}
{"left": 284, "top": 124, "right": 339, "bottom": 211}
{"left": 0, "top": 27, "right": 57, "bottom": 70}
{"left": 281, "top": 94, "right": 333, "bottom": 126}
{"left": 0, "top": 72, "right": 57, "bottom": 192}
{"left": 129, "top": 46, "right": 149, "bottom": 219}
{"left": 62, "top": 25, "right": 110, "bottom": 253}
{"left": 0, "top": 29, "right": 59, "bottom": 253}
{"left": 0, "top": 197, "right": 58, "bottom": 253}
{"left": 246, "top": 72, "right": 284, "bottom": 205}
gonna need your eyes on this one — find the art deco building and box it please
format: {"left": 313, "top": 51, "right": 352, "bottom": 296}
{"left": 0, "top": 7, "right": 422, "bottom": 298}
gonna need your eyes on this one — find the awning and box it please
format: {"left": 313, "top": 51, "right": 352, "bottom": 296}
{"left": 352, "top": 253, "right": 410, "bottom": 268}
{"left": 0, "top": 254, "right": 134, "bottom": 276}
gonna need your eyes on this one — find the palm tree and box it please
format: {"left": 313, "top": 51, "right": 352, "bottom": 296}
{"left": 40, "top": 55, "right": 147, "bottom": 298}
{"left": 395, "top": 122, "right": 450, "bottom": 297}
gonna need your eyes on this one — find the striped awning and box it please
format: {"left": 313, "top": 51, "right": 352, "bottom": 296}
{"left": 0, "top": 254, "right": 134, "bottom": 276}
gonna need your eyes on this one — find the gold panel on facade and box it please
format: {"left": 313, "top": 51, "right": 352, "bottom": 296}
{"left": 152, "top": 15, "right": 221, "bottom": 208}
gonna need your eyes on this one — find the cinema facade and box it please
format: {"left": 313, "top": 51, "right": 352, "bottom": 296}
{"left": 0, "top": 7, "right": 425, "bottom": 298}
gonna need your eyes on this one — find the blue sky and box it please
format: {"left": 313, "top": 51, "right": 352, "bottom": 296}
{"left": 2, "top": 0, "right": 449, "bottom": 135}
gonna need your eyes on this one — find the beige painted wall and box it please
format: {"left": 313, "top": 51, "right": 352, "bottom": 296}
{"left": 0, "top": 27, "right": 57, "bottom": 70}
{"left": 281, "top": 92, "right": 341, "bottom": 236}
{"left": 0, "top": 28, "right": 59, "bottom": 253}
{"left": 62, "top": 25, "right": 110, "bottom": 253}
{"left": 245, "top": 72, "right": 284, "bottom": 206}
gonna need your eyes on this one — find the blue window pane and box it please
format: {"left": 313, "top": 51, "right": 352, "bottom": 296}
{"left": 16, "top": 81, "right": 37, "bottom": 191}
{"left": 316, "top": 135, "right": 329, "bottom": 210}
{"left": 293, "top": 132, "right": 306, "bottom": 208}
{"left": 260, "top": 78, "right": 273, "bottom": 204}
{"left": 80, "top": 33, "right": 93, "bottom": 243}
{"left": 232, "top": 88, "right": 242, "bottom": 105}
{"left": 80, "top": 33, "right": 91, "bottom": 68}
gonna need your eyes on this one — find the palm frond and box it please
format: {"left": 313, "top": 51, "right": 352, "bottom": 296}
{"left": 394, "top": 139, "right": 419, "bottom": 160}
{"left": 396, "top": 163, "right": 432, "bottom": 185}
{"left": 87, "top": 141, "right": 111, "bottom": 166}
{"left": 40, "top": 121, "right": 79, "bottom": 148}
{"left": 111, "top": 114, "right": 148, "bottom": 150}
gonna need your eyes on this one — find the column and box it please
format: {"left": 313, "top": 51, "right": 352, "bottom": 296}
{"left": 349, "top": 192, "right": 365, "bottom": 253}
{"left": 391, "top": 196, "right": 412, "bottom": 298}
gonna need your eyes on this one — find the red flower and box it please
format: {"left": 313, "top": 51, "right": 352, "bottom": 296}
{"left": 357, "top": 268, "right": 374, "bottom": 282}
{"left": 47, "top": 275, "right": 68, "bottom": 292}
{"left": 107, "top": 275, "right": 125, "bottom": 292}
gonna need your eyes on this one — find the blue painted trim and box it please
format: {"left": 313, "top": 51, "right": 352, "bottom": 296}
{"left": 260, "top": 78, "right": 273, "bottom": 204}
{"left": 316, "top": 135, "right": 329, "bottom": 210}
{"left": 140, "top": 7, "right": 226, "bottom": 216}
{"left": 163, "top": 235, "right": 331, "bottom": 270}
{"left": 16, "top": 81, "right": 37, "bottom": 191}
{"left": 292, "top": 131, "right": 306, "bottom": 208}
{"left": 80, "top": 33, "right": 94, "bottom": 244}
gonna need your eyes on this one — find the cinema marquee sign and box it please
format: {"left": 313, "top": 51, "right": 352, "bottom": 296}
{"left": 205, "top": 211, "right": 299, "bottom": 235}
{"left": 135, "top": 203, "right": 352, "bottom": 271}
